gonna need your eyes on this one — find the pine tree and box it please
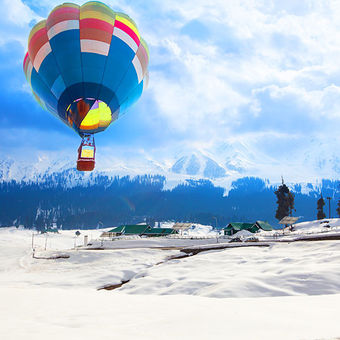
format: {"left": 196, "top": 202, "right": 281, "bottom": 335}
{"left": 336, "top": 199, "right": 340, "bottom": 218}
{"left": 317, "top": 196, "right": 326, "bottom": 220}
{"left": 275, "top": 178, "right": 295, "bottom": 221}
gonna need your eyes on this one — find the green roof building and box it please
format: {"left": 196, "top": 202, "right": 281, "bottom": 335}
{"left": 253, "top": 221, "right": 273, "bottom": 231}
{"left": 224, "top": 223, "right": 256, "bottom": 236}
{"left": 108, "top": 224, "right": 151, "bottom": 236}
{"left": 143, "top": 228, "right": 177, "bottom": 237}
{"left": 40, "top": 227, "right": 59, "bottom": 234}
{"left": 105, "top": 225, "right": 178, "bottom": 237}
{"left": 224, "top": 221, "right": 273, "bottom": 235}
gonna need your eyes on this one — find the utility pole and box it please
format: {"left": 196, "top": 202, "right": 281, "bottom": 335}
{"left": 213, "top": 217, "right": 218, "bottom": 243}
{"left": 213, "top": 216, "right": 218, "bottom": 229}
{"left": 327, "top": 197, "right": 332, "bottom": 219}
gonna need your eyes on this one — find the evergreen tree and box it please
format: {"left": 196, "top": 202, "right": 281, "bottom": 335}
{"left": 275, "top": 178, "right": 295, "bottom": 221}
{"left": 317, "top": 196, "right": 326, "bottom": 220}
{"left": 336, "top": 199, "right": 340, "bottom": 218}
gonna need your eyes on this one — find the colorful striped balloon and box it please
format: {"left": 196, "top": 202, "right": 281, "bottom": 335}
{"left": 23, "top": 1, "right": 149, "bottom": 135}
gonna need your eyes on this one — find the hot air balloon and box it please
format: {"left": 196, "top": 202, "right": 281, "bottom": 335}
{"left": 23, "top": 1, "right": 149, "bottom": 171}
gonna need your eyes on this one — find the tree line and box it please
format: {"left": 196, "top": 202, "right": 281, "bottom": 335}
{"left": 1, "top": 174, "right": 340, "bottom": 229}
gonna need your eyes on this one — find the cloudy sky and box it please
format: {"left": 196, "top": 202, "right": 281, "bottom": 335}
{"left": 2, "top": 0, "right": 340, "bottom": 179}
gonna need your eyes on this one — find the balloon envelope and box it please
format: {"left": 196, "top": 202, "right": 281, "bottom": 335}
{"left": 23, "top": 1, "right": 149, "bottom": 135}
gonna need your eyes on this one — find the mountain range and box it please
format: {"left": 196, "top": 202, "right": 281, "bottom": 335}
{"left": 2, "top": 138, "right": 340, "bottom": 191}
{"left": 1, "top": 141, "right": 340, "bottom": 229}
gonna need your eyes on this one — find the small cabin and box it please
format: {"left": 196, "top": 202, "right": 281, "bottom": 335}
{"left": 224, "top": 221, "right": 273, "bottom": 235}
{"left": 100, "top": 224, "right": 178, "bottom": 238}
{"left": 104, "top": 224, "right": 151, "bottom": 237}
{"left": 143, "top": 228, "right": 177, "bottom": 237}
{"left": 253, "top": 221, "right": 273, "bottom": 232}
{"left": 224, "top": 223, "right": 256, "bottom": 236}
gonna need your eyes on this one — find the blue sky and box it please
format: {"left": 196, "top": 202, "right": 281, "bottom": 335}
{"left": 2, "top": 0, "right": 340, "bottom": 179}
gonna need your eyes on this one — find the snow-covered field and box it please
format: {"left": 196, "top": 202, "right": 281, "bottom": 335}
{"left": 293, "top": 218, "right": 340, "bottom": 233}
{"left": 1, "top": 227, "right": 340, "bottom": 339}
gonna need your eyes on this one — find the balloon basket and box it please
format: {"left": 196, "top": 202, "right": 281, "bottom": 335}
{"left": 77, "top": 134, "right": 96, "bottom": 172}
{"left": 77, "top": 160, "right": 95, "bottom": 171}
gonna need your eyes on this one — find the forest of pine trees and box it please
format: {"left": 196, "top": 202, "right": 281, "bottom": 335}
{"left": 2, "top": 174, "right": 340, "bottom": 229}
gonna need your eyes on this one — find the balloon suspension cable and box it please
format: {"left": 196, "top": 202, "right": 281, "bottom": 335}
{"left": 81, "top": 133, "right": 95, "bottom": 146}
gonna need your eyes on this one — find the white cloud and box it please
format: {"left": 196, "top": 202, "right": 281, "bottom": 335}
{"left": 3, "top": 0, "right": 38, "bottom": 26}
{"left": 143, "top": 1, "right": 340, "bottom": 147}
{"left": 4, "top": 0, "right": 340, "bottom": 179}
{"left": 0, "top": 0, "right": 40, "bottom": 47}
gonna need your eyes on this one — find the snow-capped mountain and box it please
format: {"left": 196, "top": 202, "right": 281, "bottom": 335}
{"left": 0, "top": 158, "right": 75, "bottom": 182}
{"left": 171, "top": 153, "right": 226, "bottom": 178}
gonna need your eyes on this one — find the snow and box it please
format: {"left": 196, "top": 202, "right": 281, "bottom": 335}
{"left": 230, "top": 229, "right": 255, "bottom": 239}
{"left": 160, "top": 222, "right": 217, "bottom": 236}
{"left": 293, "top": 218, "right": 340, "bottom": 233}
{"left": 1, "top": 226, "right": 340, "bottom": 339}
{"left": 171, "top": 152, "right": 226, "bottom": 178}
{"left": 87, "top": 237, "right": 227, "bottom": 249}
{"left": 1, "top": 288, "right": 340, "bottom": 340}
{"left": 189, "top": 223, "right": 216, "bottom": 236}
{"left": 121, "top": 241, "right": 340, "bottom": 297}
{"left": 254, "top": 218, "right": 340, "bottom": 244}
